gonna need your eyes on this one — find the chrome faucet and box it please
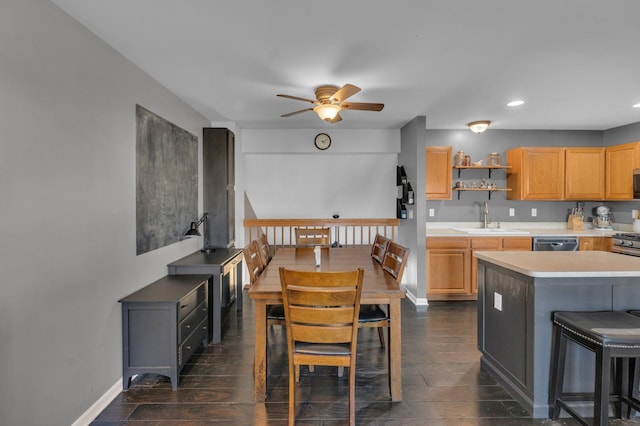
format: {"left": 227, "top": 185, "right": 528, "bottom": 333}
{"left": 482, "top": 201, "right": 489, "bottom": 228}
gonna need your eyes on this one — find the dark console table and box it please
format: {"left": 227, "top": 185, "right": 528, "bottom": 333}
{"left": 119, "top": 274, "right": 210, "bottom": 390}
{"left": 168, "top": 248, "right": 243, "bottom": 344}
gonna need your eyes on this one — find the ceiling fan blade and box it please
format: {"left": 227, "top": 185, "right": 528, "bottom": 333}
{"left": 277, "top": 94, "right": 318, "bottom": 104}
{"left": 340, "top": 102, "right": 384, "bottom": 111}
{"left": 329, "top": 113, "right": 343, "bottom": 123}
{"left": 281, "top": 108, "right": 314, "bottom": 117}
{"left": 330, "top": 84, "right": 361, "bottom": 103}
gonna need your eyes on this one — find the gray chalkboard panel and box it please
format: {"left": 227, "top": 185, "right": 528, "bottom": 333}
{"left": 136, "top": 105, "right": 197, "bottom": 255}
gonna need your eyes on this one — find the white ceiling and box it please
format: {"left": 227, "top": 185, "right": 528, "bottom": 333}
{"left": 51, "top": 0, "right": 640, "bottom": 131}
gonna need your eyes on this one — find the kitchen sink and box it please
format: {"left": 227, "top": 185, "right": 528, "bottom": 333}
{"left": 451, "top": 227, "right": 530, "bottom": 235}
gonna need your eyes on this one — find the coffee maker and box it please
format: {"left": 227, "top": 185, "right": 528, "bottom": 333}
{"left": 593, "top": 205, "right": 612, "bottom": 229}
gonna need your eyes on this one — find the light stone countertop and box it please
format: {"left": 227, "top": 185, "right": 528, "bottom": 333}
{"left": 426, "top": 221, "right": 624, "bottom": 238}
{"left": 473, "top": 250, "right": 640, "bottom": 277}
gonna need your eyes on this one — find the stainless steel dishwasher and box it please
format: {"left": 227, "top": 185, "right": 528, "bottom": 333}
{"left": 532, "top": 236, "right": 579, "bottom": 251}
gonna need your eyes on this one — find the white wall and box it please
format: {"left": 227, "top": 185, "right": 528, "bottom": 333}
{"left": 0, "top": 1, "right": 210, "bottom": 424}
{"left": 238, "top": 129, "right": 400, "bottom": 244}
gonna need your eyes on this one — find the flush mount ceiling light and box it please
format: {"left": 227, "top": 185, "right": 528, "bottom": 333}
{"left": 467, "top": 120, "right": 491, "bottom": 133}
{"left": 633, "top": 103, "right": 640, "bottom": 108}
{"left": 507, "top": 100, "right": 525, "bottom": 107}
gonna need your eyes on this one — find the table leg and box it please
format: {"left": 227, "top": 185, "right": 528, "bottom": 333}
{"left": 388, "top": 298, "right": 402, "bottom": 401}
{"left": 254, "top": 300, "right": 267, "bottom": 401}
{"left": 211, "top": 274, "right": 222, "bottom": 344}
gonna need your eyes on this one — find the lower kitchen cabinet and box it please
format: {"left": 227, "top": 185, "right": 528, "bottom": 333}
{"left": 427, "top": 236, "right": 532, "bottom": 301}
{"left": 579, "top": 236, "right": 612, "bottom": 251}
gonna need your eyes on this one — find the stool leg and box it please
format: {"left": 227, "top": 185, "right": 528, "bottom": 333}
{"left": 549, "top": 324, "right": 567, "bottom": 420}
{"left": 594, "top": 347, "right": 611, "bottom": 426}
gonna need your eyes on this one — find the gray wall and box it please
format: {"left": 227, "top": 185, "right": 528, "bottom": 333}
{"left": 425, "top": 129, "right": 640, "bottom": 226}
{"left": 0, "top": 1, "right": 209, "bottom": 424}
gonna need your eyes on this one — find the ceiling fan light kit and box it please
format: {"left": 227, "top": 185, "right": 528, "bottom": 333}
{"left": 314, "top": 104, "right": 341, "bottom": 121}
{"left": 278, "top": 83, "right": 384, "bottom": 123}
{"left": 467, "top": 120, "right": 491, "bottom": 133}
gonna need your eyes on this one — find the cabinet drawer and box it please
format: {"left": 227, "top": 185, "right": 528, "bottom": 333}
{"left": 179, "top": 283, "right": 207, "bottom": 320}
{"left": 180, "top": 300, "right": 207, "bottom": 344}
{"left": 471, "top": 238, "right": 501, "bottom": 249}
{"left": 503, "top": 237, "right": 532, "bottom": 250}
{"left": 427, "top": 237, "right": 469, "bottom": 249}
{"left": 179, "top": 317, "right": 207, "bottom": 369}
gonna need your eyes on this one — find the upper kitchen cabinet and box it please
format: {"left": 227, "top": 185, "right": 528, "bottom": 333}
{"left": 506, "top": 147, "right": 565, "bottom": 200}
{"left": 605, "top": 141, "right": 640, "bottom": 200}
{"left": 565, "top": 147, "right": 605, "bottom": 200}
{"left": 426, "top": 146, "right": 452, "bottom": 200}
{"left": 203, "top": 128, "right": 235, "bottom": 248}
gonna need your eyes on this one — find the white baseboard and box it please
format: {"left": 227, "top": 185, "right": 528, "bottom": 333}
{"left": 72, "top": 378, "right": 122, "bottom": 426}
{"left": 402, "top": 287, "right": 429, "bottom": 306}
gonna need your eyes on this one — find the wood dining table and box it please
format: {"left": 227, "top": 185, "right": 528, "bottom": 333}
{"left": 248, "top": 246, "right": 406, "bottom": 402}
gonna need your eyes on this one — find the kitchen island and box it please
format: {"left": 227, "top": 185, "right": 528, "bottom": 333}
{"left": 474, "top": 251, "right": 640, "bottom": 418}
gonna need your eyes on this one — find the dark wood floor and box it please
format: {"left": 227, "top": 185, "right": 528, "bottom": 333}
{"left": 92, "top": 294, "right": 640, "bottom": 425}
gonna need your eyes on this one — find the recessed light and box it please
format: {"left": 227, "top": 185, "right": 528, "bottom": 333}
{"left": 507, "top": 100, "right": 525, "bottom": 107}
{"left": 634, "top": 103, "right": 640, "bottom": 108}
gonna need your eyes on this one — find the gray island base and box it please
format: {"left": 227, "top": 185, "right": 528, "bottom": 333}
{"left": 474, "top": 251, "right": 640, "bottom": 418}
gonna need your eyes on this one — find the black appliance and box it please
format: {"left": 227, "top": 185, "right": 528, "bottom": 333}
{"left": 532, "top": 237, "right": 579, "bottom": 251}
{"left": 634, "top": 168, "right": 640, "bottom": 199}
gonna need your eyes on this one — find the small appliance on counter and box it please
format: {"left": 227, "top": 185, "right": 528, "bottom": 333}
{"left": 593, "top": 205, "right": 612, "bottom": 230}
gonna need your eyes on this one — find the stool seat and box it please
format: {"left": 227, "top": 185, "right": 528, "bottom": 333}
{"left": 550, "top": 311, "right": 640, "bottom": 426}
{"left": 554, "top": 311, "right": 640, "bottom": 347}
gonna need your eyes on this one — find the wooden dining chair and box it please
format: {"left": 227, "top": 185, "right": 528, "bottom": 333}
{"left": 294, "top": 227, "right": 331, "bottom": 247}
{"left": 242, "top": 240, "right": 264, "bottom": 284}
{"left": 279, "top": 266, "right": 364, "bottom": 426}
{"left": 256, "top": 233, "right": 272, "bottom": 269}
{"left": 370, "top": 233, "right": 390, "bottom": 264}
{"left": 359, "top": 241, "right": 410, "bottom": 348}
{"left": 243, "top": 241, "right": 285, "bottom": 329}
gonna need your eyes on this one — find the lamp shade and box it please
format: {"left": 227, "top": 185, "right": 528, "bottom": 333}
{"left": 184, "top": 222, "right": 201, "bottom": 237}
{"left": 314, "top": 104, "right": 341, "bottom": 121}
{"left": 467, "top": 120, "right": 491, "bottom": 133}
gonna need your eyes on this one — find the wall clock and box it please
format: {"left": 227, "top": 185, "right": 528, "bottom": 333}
{"left": 314, "top": 133, "right": 331, "bottom": 150}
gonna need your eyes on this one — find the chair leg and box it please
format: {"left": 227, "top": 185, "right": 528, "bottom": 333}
{"left": 348, "top": 362, "right": 356, "bottom": 426}
{"left": 289, "top": 362, "right": 296, "bottom": 426}
{"left": 549, "top": 324, "right": 567, "bottom": 420}
{"left": 377, "top": 326, "right": 385, "bottom": 348}
{"left": 594, "top": 348, "right": 611, "bottom": 426}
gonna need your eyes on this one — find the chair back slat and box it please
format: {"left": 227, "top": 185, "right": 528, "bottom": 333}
{"left": 289, "top": 306, "right": 355, "bottom": 324}
{"left": 292, "top": 325, "right": 355, "bottom": 343}
{"left": 381, "top": 241, "right": 409, "bottom": 283}
{"left": 295, "top": 227, "right": 331, "bottom": 247}
{"left": 371, "top": 233, "right": 391, "bottom": 264}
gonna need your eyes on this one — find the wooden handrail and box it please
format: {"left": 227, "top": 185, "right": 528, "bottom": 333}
{"left": 243, "top": 218, "right": 399, "bottom": 251}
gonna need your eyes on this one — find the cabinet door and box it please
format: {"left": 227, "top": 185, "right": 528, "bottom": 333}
{"left": 579, "top": 237, "right": 611, "bottom": 251}
{"left": 565, "top": 147, "right": 605, "bottom": 200}
{"left": 426, "top": 146, "right": 452, "bottom": 200}
{"left": 606, "top": 142, "right": 640, "bottom": 200}
{"left": 507, "top": 148, "right": 564, "bottom": 200}
{"left": 426, "top": 249, "right": 469, "bottom": 295}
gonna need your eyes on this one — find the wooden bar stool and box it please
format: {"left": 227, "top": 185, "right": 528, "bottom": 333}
{"left": 549, "top": 311, "right": 640, "bottom": 425}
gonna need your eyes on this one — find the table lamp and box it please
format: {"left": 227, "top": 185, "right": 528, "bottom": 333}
{"left": 184, "top": 212, "right": 210, "bottom": 252}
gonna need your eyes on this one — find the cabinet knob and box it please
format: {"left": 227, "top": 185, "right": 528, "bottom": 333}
{"left": 185, "top": 345, "right": 192, "bottom": 351}
{"left": 185, "top": 324, "right": 191, "bottom": 329}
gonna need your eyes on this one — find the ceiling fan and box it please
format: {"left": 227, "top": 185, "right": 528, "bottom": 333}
{"left": 277, "top": 84, "right": 384, "bottom": 123}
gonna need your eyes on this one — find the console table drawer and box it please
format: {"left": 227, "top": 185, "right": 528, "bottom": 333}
{"left": 180, "top": 285, "right": 206, "bottom": 320}
{"left": 180, "top": 300, "right": 207, "bottom": 343}
{"left": 179, "top": 317, "right": 207, "bottom": 369}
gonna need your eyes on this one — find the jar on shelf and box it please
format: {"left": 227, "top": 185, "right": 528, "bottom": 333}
{"left": 455, "top": 150, "right": 466, "bottom": 166}
{"left": 487, "top": 152, "right": 502, "bottom": 166}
